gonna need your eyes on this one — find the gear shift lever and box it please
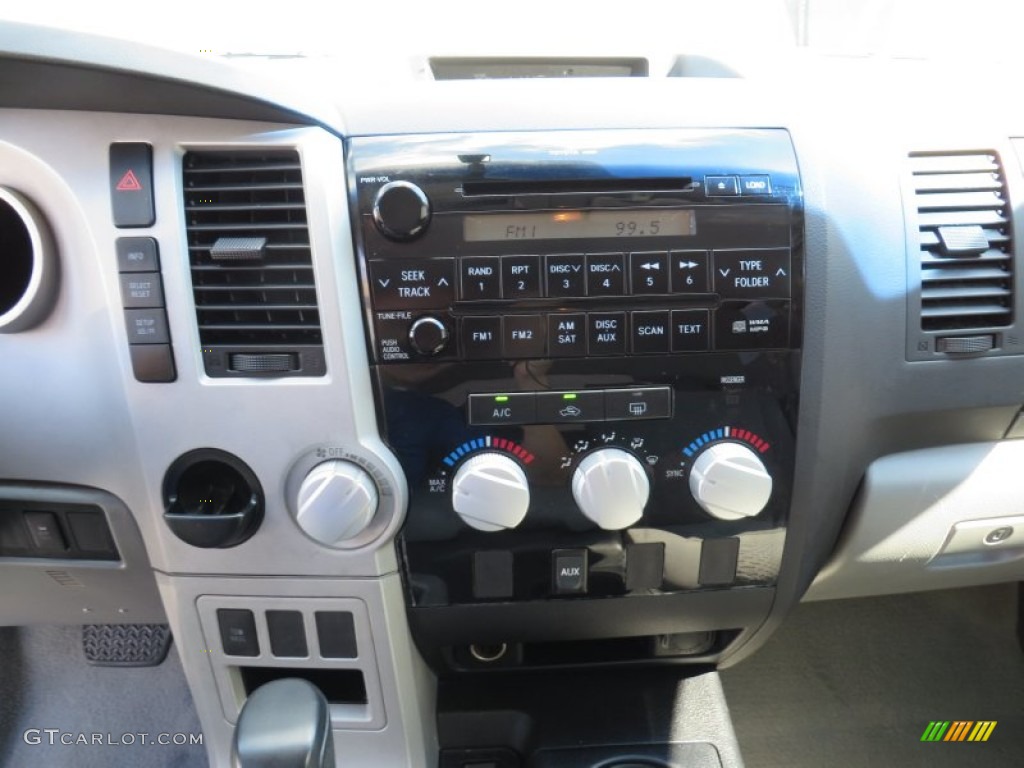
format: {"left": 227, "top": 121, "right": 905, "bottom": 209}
{"left": 232, "top": 678, "right": 335, "bottom": 768}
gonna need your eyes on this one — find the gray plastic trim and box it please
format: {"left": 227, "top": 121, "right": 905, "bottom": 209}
{"left": 806, "top": 440, "right": 1024, "bottom": 601}
{"left": 0, "top": 483, "right": 165, "bottom": 626}
{"left": 157, "top": 573, "right": 436, "bottom": 768}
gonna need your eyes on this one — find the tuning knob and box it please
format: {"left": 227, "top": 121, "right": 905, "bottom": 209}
{"left": 689, "top": 442, "right": 772, "bottom": 521}
{"left": 372, "top": 181, "right": 430, "bottom": 241}
{"left": 571, "top": 448, "right": 650, "bottom": 530}
{"left": 295, "top": 460, "right": 379, "bottom": 546}
{"left": 409, "top": 316, "right": 449, "bottom": 356}
{"left": 452, "top": 453, "right": 530, "bottom": 532}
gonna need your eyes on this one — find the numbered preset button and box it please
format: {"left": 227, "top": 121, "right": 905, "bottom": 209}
{"left": 501, "top": 255, "right": 542, "bottom": 299}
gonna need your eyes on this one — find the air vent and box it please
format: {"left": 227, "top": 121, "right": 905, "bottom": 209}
{"left": 910, "top": 151, "right": 1014, "bottom": 332}
{"left": 183, "top": 149, "right": 325, "bottom": 377}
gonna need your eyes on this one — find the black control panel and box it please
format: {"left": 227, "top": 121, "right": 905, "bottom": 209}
{"left": 348, "top": 129, "right": 803, "bottom": 665}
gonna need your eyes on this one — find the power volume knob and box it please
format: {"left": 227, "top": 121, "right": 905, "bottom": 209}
{"left": 295, "top": 460, "right": 379, "bottom": 546}
{"left": 572, "top": 448, "right": 650, "bottom": 530}
{"left": 689, "top": 442, "right": 773, "bottom": 521}
{"left": 372, "top": 181, "right": 430, "bottom": 241}
{"left": 452, "top": 453, "right": 530, "bottom": 532}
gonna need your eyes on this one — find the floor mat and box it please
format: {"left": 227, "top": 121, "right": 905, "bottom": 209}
{"left": 721, "top": 584, "right": 1024, "bottom": 768}
{"left": 0, "top": 624, "right": 207, "bottom": 767}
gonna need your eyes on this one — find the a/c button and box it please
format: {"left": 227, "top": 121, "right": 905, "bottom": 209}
{"left": 468, "top": 393, "right": 536, "bottom": 426}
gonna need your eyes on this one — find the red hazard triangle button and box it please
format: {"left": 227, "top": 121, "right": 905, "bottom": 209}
{"left": 116, "top": 169, "right": 144, "bottom": 192}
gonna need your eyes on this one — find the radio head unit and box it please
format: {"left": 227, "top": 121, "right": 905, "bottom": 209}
{"left": 347, "top": 129, "right": 803, "bottom": 669}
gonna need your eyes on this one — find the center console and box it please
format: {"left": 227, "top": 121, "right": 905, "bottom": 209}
{"left": 348, "top": 128, "right": 803, "bottom": 671}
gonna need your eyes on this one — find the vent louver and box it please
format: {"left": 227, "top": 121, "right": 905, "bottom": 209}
{"left": 910, "top": 151, "right": 1014, "bottom": 332}
{"left": 183, "top": 149, "right": 325, "bottom": 377}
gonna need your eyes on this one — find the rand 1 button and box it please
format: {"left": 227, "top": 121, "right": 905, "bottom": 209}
{"left": 503, "top": 314, "right": 546, "bottom": 358}
{"left": 586, "top": 253, "right": 625, "bottom": 296}
{"left": 468, "top": 392, "right": 537, "bottom": 426}
{"left": 713, "top": 249, "right": 791, "bottom": 299}
{"left": 671, "top": 250, "right": 710, "bottom": 293}
{"left": 536, "top": 390, "right": 604, "bottom": 423}
{"left": 630, "top": 310, "right": 670, "bottom": 354}
{"left": 547, "top": 313, "right": 586, "bottom": 357}
{"left": 545, "top": 254, "right": 586, "bottom": 297}
{"left": 460, "top": 256, "right": 502, "bottom": 300}
{"left": 369, "top": 258, "right": 454, "bottom": 310}
{"left": 588, "top": 312, "right": 627, "bottom": 355}
{"left": 714, "top": 300, "right": 791, "bottom": 350}
{"left": 605, "top": 387, "right": 672, "bottom": 421}
{"left": 501, "top": 255, "right": 542, "bottom": 299}
{"left": 462, "top": 316, "right": 503, "bottom": 359}
{"left": 671, "top": 310, "right": 710, "bottom": 352}
{"left": 630, "top": 251, "right": 669, "bottom": 294}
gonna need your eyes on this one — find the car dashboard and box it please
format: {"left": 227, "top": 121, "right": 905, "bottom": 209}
{"left": 2, "top": 17, "right": 1024, "bottom": 768}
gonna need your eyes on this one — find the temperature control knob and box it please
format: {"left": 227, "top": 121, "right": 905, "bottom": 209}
{"left": 452, "top": 453, "right": 530, "bottom": 532}
{"left": 572, "top": 448, "right": 650, "bottom": 530}
{"left": 372, "top": 180, "right": 430, "bottom": 241}
{"left": 296, "top": 460, "right": 379, "bottom": 546}
{"left": 689, "top": 442, "right": 772, "bottom": 521}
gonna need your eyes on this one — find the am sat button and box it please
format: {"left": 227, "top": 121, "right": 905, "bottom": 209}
{"left": 547, "top": 313, "right": 586, "bottom": 357}
{"left": 605, "top": 387, "right": 672, "bottom": 421}
{"left": 536, "top": 391, "right": 604, "bottom": 423}
{"left": 468, "top": 393, "right": 536, "bottom": 426}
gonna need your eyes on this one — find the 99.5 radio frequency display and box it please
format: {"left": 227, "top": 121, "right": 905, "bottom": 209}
{"left": 463, "top": 210, "right": 696, "bottom": 242}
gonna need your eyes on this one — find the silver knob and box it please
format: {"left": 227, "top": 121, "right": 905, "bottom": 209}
{"left": 689, "top": 442, "right": 772, "bottom": 521}
{"left": 295, "top": 460, "right": 379, "bottom": 546}
{"left": 571, "top": 448, "right": 650, "bottom": 530}
{"left": 452, "top": 453, "right": 530, "bottom": 532}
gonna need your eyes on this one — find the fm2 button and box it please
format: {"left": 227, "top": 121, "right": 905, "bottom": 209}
{"left": 552, "top": 549, "right": 588, "bottom": 595}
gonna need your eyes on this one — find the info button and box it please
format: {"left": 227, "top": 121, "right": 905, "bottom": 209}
{"left": 468, "top": 393, "right": 536, "bottom": 426}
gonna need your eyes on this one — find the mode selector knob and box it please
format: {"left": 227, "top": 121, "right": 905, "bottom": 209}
{"left": 452, "top": 453, "right": 530, "bottom": 532}
{"left": 372, "top": 180, "right": 431, "bottom": 241}
{"left": 572, "top": 448, "right": 650, "bottom": 530}
{"left": 409, "top": 316, "right": 449, "bottom": 356}
{"left": 689, "top": 442, "right": 772, "bottom": 521}
{"left": 295, "top": 460, "right": 379, "bottom": 546}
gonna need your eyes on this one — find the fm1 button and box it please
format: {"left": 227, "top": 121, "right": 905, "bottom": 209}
{"left": 462, "top": 316, "right": 503, "bottom": 359}
{"left": 552, "top": 549, "right": 588, "bottom": 595}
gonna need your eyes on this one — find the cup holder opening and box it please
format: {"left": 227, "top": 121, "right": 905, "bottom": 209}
{"left": 163, "top": 449, "right": 264, "bottom": 548}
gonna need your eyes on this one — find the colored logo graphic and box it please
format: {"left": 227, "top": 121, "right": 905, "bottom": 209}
{"left": 921, "top": 721, "right": 997, "bottom": 742}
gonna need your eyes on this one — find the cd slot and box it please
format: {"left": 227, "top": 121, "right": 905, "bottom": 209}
{"left": 461, "top": 177, "right": 693, "bottom": 196}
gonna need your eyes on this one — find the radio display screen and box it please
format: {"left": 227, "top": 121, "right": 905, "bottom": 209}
{"left": 463, "top": 210, "right": 696, "bottom": 242}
